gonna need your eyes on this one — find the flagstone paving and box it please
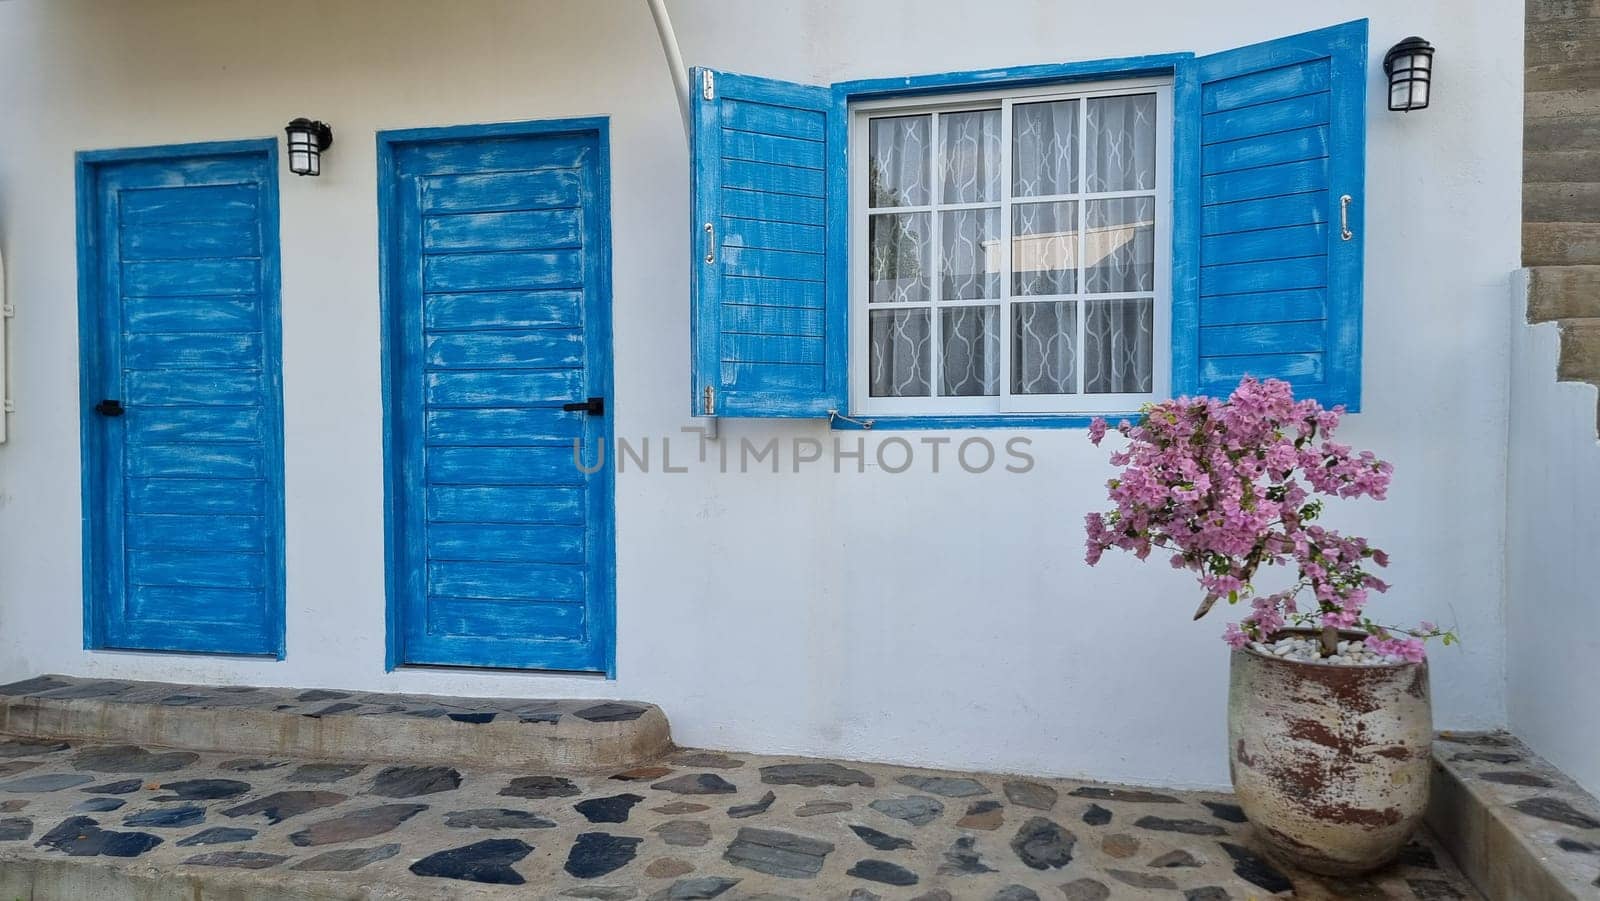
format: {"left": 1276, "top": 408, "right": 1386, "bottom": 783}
{"left": 0, "top": 736, "right": 1481, "bottom": 900}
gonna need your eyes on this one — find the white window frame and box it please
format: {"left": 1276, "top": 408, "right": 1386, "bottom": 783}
{"left": 848, "top": 77, "right": 1173, "bottom": 417}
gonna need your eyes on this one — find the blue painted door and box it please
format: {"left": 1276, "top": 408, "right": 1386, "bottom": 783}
{"left": 78, "top": 141, "right": 285, "bottom": 657}
{"left": 381, "top": 122, "right": 615, "bottom": 673}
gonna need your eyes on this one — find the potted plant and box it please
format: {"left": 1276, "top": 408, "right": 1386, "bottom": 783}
{"left": 1084, "top": 377, "right": 1455, "bottom": 876}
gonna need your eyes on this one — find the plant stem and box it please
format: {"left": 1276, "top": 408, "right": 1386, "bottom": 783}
{"left": 1319, "top": 624, "right": 1339, "bottom": 658}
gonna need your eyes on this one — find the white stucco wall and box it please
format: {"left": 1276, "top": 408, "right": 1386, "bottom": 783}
{"left": 0, "top": 0, "right": 1518, "bottom": 789}
{"left": 1506, "top": 280, "right": 1600, "bottom": 799}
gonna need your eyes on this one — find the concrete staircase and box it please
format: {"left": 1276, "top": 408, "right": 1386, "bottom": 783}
{"left": 1525, "top": 0, "right": 1600, "bottom": 423}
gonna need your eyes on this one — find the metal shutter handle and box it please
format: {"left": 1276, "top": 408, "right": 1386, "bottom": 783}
{"left": 703, "top": 222, "right": 715, "bottom": 263}
{"left": 1339, "top": 194, "right": 1353, "bottom": 241}
{"left": 94, "top": 399, "right": 124, "bottom": 417}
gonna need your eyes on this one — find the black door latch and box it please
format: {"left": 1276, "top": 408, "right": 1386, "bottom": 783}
{"left": 94, "top": 399, "right": 125, "bottom": 417}
{"left": 561, "top": 397, "right": 605, "bottom": 416}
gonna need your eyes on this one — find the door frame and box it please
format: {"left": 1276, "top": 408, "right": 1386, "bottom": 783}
{"left": 376, "top": 118, "right": 616, "bottom": 676}
{"left": 75, "top": 138, "right": 287, "bottom": 657}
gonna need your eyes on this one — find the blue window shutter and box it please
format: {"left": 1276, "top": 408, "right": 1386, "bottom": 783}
{"left": 1187, "top": 20, "right": 1367, "bottom": 409}
{"left": 691, "top": 68, "right": 845, "bottom": 417}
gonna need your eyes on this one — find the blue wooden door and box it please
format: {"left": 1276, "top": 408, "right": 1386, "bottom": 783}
{"left": 78, "top": 141, "right": 285, "bottom": 657}
{"left": 380, "top": 121, "right": 615, "bottom": 673}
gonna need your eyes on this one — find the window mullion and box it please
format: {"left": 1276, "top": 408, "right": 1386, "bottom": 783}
{"left": 928, "top": 110, "right": 942, "bottom": 399}
{"left": 1075, "top": 96, "right": 1089, "bottom": 396}
{"left": 999, "top": 100, "right": 1014, "bottom": 411}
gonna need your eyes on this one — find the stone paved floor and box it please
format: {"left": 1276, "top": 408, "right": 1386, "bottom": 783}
{"left": 0, "top": 737, "right": 1483, "bottom": 900}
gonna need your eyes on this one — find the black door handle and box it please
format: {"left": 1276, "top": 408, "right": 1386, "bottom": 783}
{"left": 94, "top": 399, "right": 125, "bottom": 417}
{"left": 561, "top": 397, "right": 605, "bottom": 416}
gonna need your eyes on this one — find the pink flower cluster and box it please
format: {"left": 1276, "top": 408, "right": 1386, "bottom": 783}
{"left": 1084, "top": 378, "right": 1424, "bottom": 657}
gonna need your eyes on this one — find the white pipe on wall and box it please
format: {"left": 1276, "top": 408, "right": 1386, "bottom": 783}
{"left": 646, "top": 0, "right": 692, "bottom": 143}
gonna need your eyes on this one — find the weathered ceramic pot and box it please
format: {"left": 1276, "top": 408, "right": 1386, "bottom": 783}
{"left": 1228, "top": 629, "right": 1432, "bottom": 876}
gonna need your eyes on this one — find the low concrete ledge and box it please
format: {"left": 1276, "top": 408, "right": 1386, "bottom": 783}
{"left": 1429, "top": 732, "right": 1600, "bottom": 901}
{"left": 0, "top": 675, "right": 672, "bottom": 773}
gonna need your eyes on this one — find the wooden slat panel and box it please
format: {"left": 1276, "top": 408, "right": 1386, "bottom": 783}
{"left": 128, "top": 549, "right": 266, "bottom": 590}
{"left": 721, "top": 332, "right": 825, "bottom": 364}
{"left": 721, "top": 246, "right": 825, "bottom": 282}
{"left": 719, "top": 361, "right": 824, "bottom": 391}
{"left": 121, "top": 218, "right": 259, "bottom": 260}
{"left": 1202, "top": 158, "right": 1329, "bottom": 206}
{"left": 721, "top": 130, "right": 824, "bottom": 168}
{"left": 1202, "top": 191, "right": 1328, "bottom": 236}
{"left": 721, "top": 219, "right": 825, "bottom": 254}
{"left": 722, "top": 275, "right": 824, "bottom": 309}
{"left": 126, "top": 443, "right": 264, "bottom": 479}
{"left": 126, "top": 514, "right": 266, "bottom": 552}
{"left": 399, "top": 136, "right": 589, "bottom": 176}
{"left": 1200, "top": 319, "right": 1328, "bottom": 357}
{"left": 426, "top": 486, "right": 585, "bottom": 525}
{"left": 125, "top": 370, "right": 264, "bottom": 405}
{"left": 722, "top": 159, "right": 825, "bottom": 197}
{"left": 122, "top": 333, "right": 263, "bottom": 369}
{"left": 1201, "top": 256, "right": 1327, "bottom": 297}
{"left": 125, "top": 406, "right": 264, "bottom": 444}
{"left": 423, "top": 329, "right": 583, "bottom": 370}
{"left": 424, "top": 370, "right": 584, "bottom": 407}
{"left": 1200, "top": 351, "right": 1324, "bottom": 385}
{"left": 427, "top": 561, "right": 585, "bottom": 602}
{"left": 426, "top": 597, "right": 585, "bottom": 640}
{"left": 1202, "top": 93, "right": 1329, "bottom": 145}
{"left": 1200, "top": 224, "right": 1327, "bottom": 266}
{"left": 1202, "top": 59, "right": 1331, "bottom": 113}
{"left": 721, "top": 98, "right": 825, "bottom": 141}
{"left": 425, "top": 446, "right": 582, "bottom": 486}
{"left": 124, "top": 296, "right": 261, "bottom": 333}
{"left": 424, "top": 250, "right": 583, "bottom": 292}
{"left": 420, "top": 170, "right": 582, "bottom": 214}
{"left": 1198, "top": 289, "right": 1326, "bottom": 327}
{"left": 128, "top": 586, "right": 259, "bottom": 625}
{"left": 122, "top": 259, "right": 258, "bottom": 297}
{"left": 126, "top": 478, "right": 268, "bottom": 516}
{"left": 723, "top": 304, "right": 825, "bottom": 337}
{"left": 422, "top": 209, "right": 583, "bottom": 252}
{"left": 424, "top": 291, "right": 581, "bottom": 331}
{"left": 119, "top": 185, "right": 258, "bottom": 224}
{"left": 427, "top": 523, "right": 584, "bottom": 564}
{"left": 1202, "top": 126, "right": 1330, "bottom": 175}
{"left": 722, "top": 188, "right": 825, "bottom": 224}
{"left": 425, "top": 408, "right": 583, "bottom": 445}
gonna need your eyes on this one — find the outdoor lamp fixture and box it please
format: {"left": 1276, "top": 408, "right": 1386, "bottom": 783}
{"left": 285, "top": 118, "right": 334, "bottom": 176}
{"left": 1383, "top": 37, "right": 1435, "bottom": 112}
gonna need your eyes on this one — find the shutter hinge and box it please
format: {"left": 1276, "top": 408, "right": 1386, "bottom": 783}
{"left": 702, "top": 385, "right": 716, "bottom": 415}
{"left": 1, "top": 305, "right": 13, "bottom": 318}
{"left": 701, "top": 70, "right": 715, "bottom": 101}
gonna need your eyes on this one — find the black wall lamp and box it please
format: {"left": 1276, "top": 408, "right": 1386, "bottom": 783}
{"left": 1383, "top": 37, "right": 1435, "bottom": 112}
{"left": 285, "top": 118, "right": 334, "bottom": 176}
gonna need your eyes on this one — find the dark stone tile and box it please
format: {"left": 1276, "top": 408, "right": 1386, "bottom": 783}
{"left": 289, "top": 763, "right": 366, "bottom": 784}
{"left": 222, "top": 790, "right": 348, "bottom": 824}
{"left": 34, "top": 815, "right": 162, "bottom": 857}
{"left": 448, "top": 712, "right": 496, "bottom": 724}
{"left": 850, "top": 824, "right": 913, "bottom": 851}
{"left": 1397, "top": 841, "right": 1440, "bottom": 868}
{"left": 0, "top": 738, "right": 69, "bottom": 757}
{"left": 183, "top": 850, "right": 286, "bottom": 869}
{"left": 652, "top": 801, "right": 710, "bottom": 814}
{"left": 576, "top": 793, "right": 646, "bottom": 824}
{"left": 848, "top": 859, "right": 918, "bottom": 886}
{"left": 288, "top": 803, "right": 427, "bottom": 846}
{"left": 500, "top": 775, "right": 581, "bottom": 799}
{"left": 296, "top": 689, "right": 351, "bottom": 702}
{"left": 304, "top": 702, "right": 362, "bottom": 717}
{"left": 611, "top": 766, "right": 673, "bottom": 782}
{"left": 411, "top": 837, "right": 533, "bottom": 885}
{"left": 0, "top": 761, "right": 42, "bottom": 778}
{"left": 895, "top": 775, "right": 988, "bottom": 797}
{"left": 1437, "top": 732, "right": 1515, "bottom": 747}
{"left": 1558, "top": 837, "right": 1599, "bottom": 853}
{"left": 992, "top": 886, "right": 1039, "bottom": 901}
{"left": 574, "top": 703, "right": 646, "bottom": 723}
{"left": 1010, "top": 816, "right": 1075, "bottom": 870}
{"left": 1219, "top": 841, "right": 1293, "bottom": 894}
{"left": 653, "top": 773, "right": 737, "bottom": 795}
{"left": 868, "top": 796, "right": 943, "bottom": 826}
{"left": 0, "top": 676, "right": 72, "bottom": 695}
{"left": 444, "top": 808, "right": 557, "bottom": 829}
{"left": 566, "top": 832, "right": 643, "bottom": 879}
{"left": 0, "top": 800, "right": 26, "bottom": 812}
{"left": 648, "top": 876, "right": 739, "bottom": 900}
{"left": 912, "top": 891, "right": 954, "bottom": 901}
{"left": 404, "top": 707, "right": 448, "bottom": 719}
{"left": 1101, "top": 833, "right": 1139, "bottom": 859}
{"left": 1202, "top": 800, "right": 1248, "bottom": 822}
{"left": 176, "top": 827, "right": 257, "bottom": 847}
{"left": 654, "top": 819, "right": 713, "bottom": 847}
{"left": 669, "top": 751, "right": 744, "bottom": 769}
{"left": 1002, "top": 780, "right": 1057, "bottom": 811}
{"left": 1081, "top": 804, "right": 1112, "bottom": 826}
{"left": 1069, "top": 786, "right": 1179, "bottom": 804}
{"left": 957, "top": 799, "right": 1004, "bottom": 830}
{"left": 369, "top": 765, "right": 461, "bottom": 798}
{"left": 2, "top": 773, "right": 94, "bottom": 792}
{"left": 937, "top": 835, "right": 994, "bottom": 875}
{"left": 1406, "top": 878, "right": 1467, "bottom": 900}
{"left": 1450, "top": 750, "right": 1524, "bottom": 764}
{"left": 728, "top": 790, "right": 777, "bottom": 819}
{"left": 1150, "top": 849, "right": 1201, "bottom": 867}
{"left": 39, "top": 681, "right": 132, "bottom": 700}
{"left": 124, "top": 804, "right": 204, "bottom": 828}
{"left": 1183, "top": 889, "right": 1230, "bottom": 901}
{"left": 153, "top": 779, "right": 251, "bottom": 801}
{"left": 796, "top": 800, "right": 852, "bottom": 817}
{"left": 293, "top": 842, "right": 402, "bottom": 872}
{"left": 82, "top": 779, "right": 142, "bottom": 795}
{"left": 72, "top": 797, "right": 125, "bottom": 813}
{"left": 0, "top": 817, "right": 31, "bottom": 840}
{"left": 646, "top": 858, "right": 693, "bottom": 878}
{"left": 722, "top": 826, "right": 833, "bottom": 878}
{"left": 1478, "top": 770, "right": 1554, "bottom": 788}
{"left": 218, "top": 759, "right": 286, "bottom": 773}
{"left": 760, "top": 763, "right": 873, "bottom": 788}
{"left": 71, "top": 745, "right": 198, "bottom": 774}
{"left": 563, "top": 888, "right": 640, "bottom": 900}
{"left": 847, "top": 891, "right": 880, "bottom": 901}
{"left": 1135, "top": 815, "right": 1227, "bottom": 836}
{"left": 1059, "top": 878, "right": 1110, "bottom": 901}
{"left": 1512, "top": 796, "right": 1600, "bottom": 829}
{"left": 159, "top": 694, "right": 210, "bottom": 707}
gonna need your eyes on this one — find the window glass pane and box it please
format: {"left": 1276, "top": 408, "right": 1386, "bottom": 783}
{"left": 940, "top": 109, "right": 1001, "bottom": 204}
{"left": 1085, "top": 94, "right": 1157, "bottom": 192}
{"left": 1012, "top": 99, "right": 1078, "bottom": 197}
{"left": 869, "top": 309, "right": 932, "bottom": 397}
{"left": 939, "top": 208, "right": 1001, "bottom": 301}
{"left": 940, "top": 305, "right": 1000, "bottom": 396}
{"left": 869, "top": 212, "right": 931, "bottom": 303}
{"left": 1083, "top": 298, "right": 1154, "bottom": 393}
{"left": 1012, "top": 301, "right": 1077, "bottom": 395}
{"left": 869, "top": 115, "right": 931, "bottom": 207}
{"left": 1012, "top": 201, "right": 1078, "bottom": 296}
{"left": 1084, "top": 197, "right": 1155, "bottom": 293}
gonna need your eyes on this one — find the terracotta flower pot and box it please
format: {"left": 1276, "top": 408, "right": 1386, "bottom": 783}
{"left": 1227, "top": 629, "right": 1433, "bottom": 875}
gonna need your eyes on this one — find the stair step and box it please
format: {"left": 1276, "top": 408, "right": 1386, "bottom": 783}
{"left": 1528, "top": 0, "right": 1600, "bottom": 23}
{"left": 1527, "top": 88, "right": 1600, "bottom": 121}
{"left": 0, "top": 674, "right": 672, "bottom": 773}
{"left": 1557, "top": 317, "right": 1600, "bottom": 382}
{"left": 1528, "top": 16, "right": 1600, "bottom": 67}
{"left": 1527, "top": 149, "right": 1600, "bottom": 183}
{"left": 1524, "top": 183, "right": 1600, "bottom": 223}
{"left": 1525, "top": 113, "right": 1600, "bottom": 153}
{"left": 1527, "top": 59, "right": 1600, "bottom": 93}
{"left": 1524, "top": 222, "right": 1600, "bottom": 266}
{"left": 1527, "top": 266, "right": 1600, "bottom": 321}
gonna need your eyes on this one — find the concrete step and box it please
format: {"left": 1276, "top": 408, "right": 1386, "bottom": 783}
{"left": 1557, "top": 316, "right": 1600, "bottom": 382}
{"left": 1525, "top": 113, "right": 1600, "bottom": 153}
{"left": 1528, "top": 60, "right": 1600, "bottom": 94}
{"left": 1527, "top": 266, "right": 1600, "bottom": 321}
{"left": 1527, "top": 149, "right": 1600, "bottom": 184}
{"left": 1524, "top": 222, "right": 1600, "bottom": 266}
{"left": 1528, "top": 0, "right": 1600, "bottom": 23}
{"left": 1525, "top": 183, "right": 1600, "bottom": 223}
{"left": 1429, "top": 733, "right": 1600, "bottom": 901}
{"left": 1527, "top": 88, "right": 1600, "bottom": 121}
{"left": 1528, "top": 16, "right": 1600, "bottom": 67}
{"left": 0, "top": 675, "right": 672, "bottom": 774}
